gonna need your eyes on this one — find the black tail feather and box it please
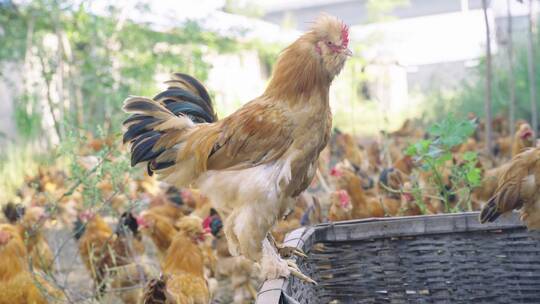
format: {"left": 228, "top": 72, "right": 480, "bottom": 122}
{"left": 123, "top": 100, "right": 165, "bottom": 114}
{"left": 123, "top": 73, "right": 215, "bottom": 175}
{"left": 479, "top": 198, "right": 501, "bottom": 223}
{"left": 172, "top": 72, "right": 212, "bottom": 108}
{"left": 154, "top": 88, "right": 213, "bottom": 121}
{"left": 130, "top": 132, "right": 164, "bottom": 167}
{"left": 164, "top": 100, "right": 214, "bottom": 123}
{"left": 123, "top": 119, "right": 159, "bottom": 144}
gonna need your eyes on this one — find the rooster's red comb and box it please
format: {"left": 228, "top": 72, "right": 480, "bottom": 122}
{"left": 341, "top": 23, "right": 349, "bottom": 48}
{"left": 330, "top": 167, "right": 343, "bottom": 177}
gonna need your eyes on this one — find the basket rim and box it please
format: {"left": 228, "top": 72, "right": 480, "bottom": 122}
{"left": 256, "top": 211, "right": 526, "bottom": 304}
{"left": 312, "top": 211, "right": 523, "bottom": 242}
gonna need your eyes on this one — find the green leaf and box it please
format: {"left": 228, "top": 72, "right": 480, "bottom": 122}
{"left": 405, "top": 144, "right": 417, "bottom": 156}
{"left": 466, "top": 168, "right": 482, "bottom": 186}
{"left": 428, "top": 116, "right": 477, "bottom": 149}
{"left": 462, "top": 151, "right": 477, "bottom": 162}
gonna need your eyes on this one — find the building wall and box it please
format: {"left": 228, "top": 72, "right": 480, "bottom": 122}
{"left": 263, "top": 0, "right": 483, "bottom": 30}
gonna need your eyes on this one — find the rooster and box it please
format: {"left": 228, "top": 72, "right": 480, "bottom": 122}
{"left": 480, "top": 147, "right": 540, "bottom": 229}
{"left": 123, "top": 14, "right": 351, "bottom": 282}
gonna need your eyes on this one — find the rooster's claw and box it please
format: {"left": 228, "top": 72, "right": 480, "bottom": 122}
{"left": 278, "top": 246, "right": 308, "bottom": 259}
{"left": 286, "top": 260, "right": 317, "bottom": 285}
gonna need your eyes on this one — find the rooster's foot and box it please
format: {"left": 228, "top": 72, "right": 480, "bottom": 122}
{"left": 286, "top": 260, "right": 317, "bottom": 285}
{"left": 277, "top": 245, "right": 307, "bottom": 259}
{"left": 267, "top": 234, "right": 307, "bottom": 259}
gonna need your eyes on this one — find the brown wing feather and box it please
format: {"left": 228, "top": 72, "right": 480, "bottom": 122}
{"left": 481, "top": 148, "right": 540, "bottom": 223}
{"left": 204, "top": 101, "right": 294, "bottom": 170}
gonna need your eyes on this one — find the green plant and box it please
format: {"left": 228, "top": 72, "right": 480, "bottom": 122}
{"left": 56, "top": 127, "right": 135, "bottom": 213}
{"left": 406, "top": 116, "right": 482, "bottom": 213}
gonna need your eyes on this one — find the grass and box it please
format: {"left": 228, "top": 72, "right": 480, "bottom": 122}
{"left": 0, "top": 142, "right": 48, "bottom": 202}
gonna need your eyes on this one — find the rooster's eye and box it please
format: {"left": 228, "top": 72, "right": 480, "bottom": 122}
{"left": 326, "top": 41, "right": 332, "bottom": 45}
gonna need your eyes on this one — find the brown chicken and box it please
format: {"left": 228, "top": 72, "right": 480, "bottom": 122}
{"left": 328, "top": 190, "right": 353, "bottom": 221}
{"left": 109, "top": 212, "right": 148, "bottom": 304}
{"left": 123, "top": 14, "right": 351, "bottom": 282}
{"left": 336, "top": 132, "right": 365, "bottom": 169}
{"left": 75, "top": 211, "right": 146, "bottom": 302}
{"left": 367, "top": 141, "right": 382, "bottom": 172}
{"left": 271, "top": 195, "right": 307, "bottom": 243}
{"left": 181, "top": 189, "right": 213, "bottom": 220}
{"left": 75, "top": 211, "right": 114, "bottom": 295}
{"left": 147, "top": 195, "right": 186, "bottom": 227}
{"left": 332, "top": 168, "right": 384, "bottom": 218}
{"left": 142, "top": 216, "right": 209, "bottom": 304}
{"left": 377, "top": 168, "right": 406, "bottom": 216}
{"left": 0, "top": 224, "right": 63, "bottom": 304}
{"left": 393, "top": 155, "right": 415, "bottom": 176}
{"left": 2, "top": 203, "right": 54, "bottom": 273}
{"left": 494, "top": 136, "right": 512, "bottom": 158}
{"left": 473, "top": 162, "right": 512, "bottom": 203}
{"left": 480, "top": 148, "right": 540, "bottom": 229}
{"left": 378, "top": 167, "right": 406, "bottom": 197}
{"left": 399, "top": 182, "right": 422, "bottom": 216}
{"left": 458, "top": 137, "right": 479, "bottom": 154}
{"left": 178, "top": 215, "right": 216, "bottom": 279}
{"left": 272, "top": 217, "right": 301, "bottom": 244}
{"left": 511, "top": 123, "right": 534, "bottom": 157}
{"left": 138, "top": 210, "right": 177, "bottom": 261}
{"left": 208, "top": 214, "right": 258, "bottom": 304}
{"left": 493, "top": 122, "right": 532, "bottom": 158}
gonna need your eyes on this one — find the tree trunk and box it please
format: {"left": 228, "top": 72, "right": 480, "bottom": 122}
{"left": 38, "top": 53, "right": 62, "bottom": 142}
{"left": 526, "top": 0, "right": 538, "bottom": 138}
{"left": 482, "top": 0, "right": 493, "bottom": 155}
{"left": 507, "top": 0, "right": 516, "bottom": 139}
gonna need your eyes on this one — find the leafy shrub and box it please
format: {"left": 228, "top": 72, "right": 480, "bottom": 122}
{"left": 406, "top": 116, "right": 481, "bottom": 213}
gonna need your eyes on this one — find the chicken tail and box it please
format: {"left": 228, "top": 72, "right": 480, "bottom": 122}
{"left": 2, "top": 202, "right": 25, "bottom": 223}
{"left": 141, "top": 276, "right": 168, "bottom": 304}
{"left": 123, "top": 73, "right": 217, "bottom": 180}
{"left": 479, "top": 196, "right": 501, "bottom": 223}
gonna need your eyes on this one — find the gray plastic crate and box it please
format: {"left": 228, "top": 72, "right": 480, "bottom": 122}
{"left": 256, "top": 212, "right": 540, "bottom": 304}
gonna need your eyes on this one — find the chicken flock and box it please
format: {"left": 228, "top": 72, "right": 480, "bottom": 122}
{"left": 2, "top": 13, "right": 540, "bottom": 304}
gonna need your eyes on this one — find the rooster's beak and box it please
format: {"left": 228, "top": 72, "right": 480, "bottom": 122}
{"left": 344, "top": 48, "right": 353, "bottom": 57}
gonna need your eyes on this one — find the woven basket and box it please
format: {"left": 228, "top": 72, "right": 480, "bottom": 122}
{"left": 256, "top": 212, "right": 540, "bottom": 304}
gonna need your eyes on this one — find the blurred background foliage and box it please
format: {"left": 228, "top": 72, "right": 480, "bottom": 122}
{"left": 0, "top": 0, "right": 246, "bottom": 200}
{"left": 0, "top": 0, "right": 240, "bottom": 142}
